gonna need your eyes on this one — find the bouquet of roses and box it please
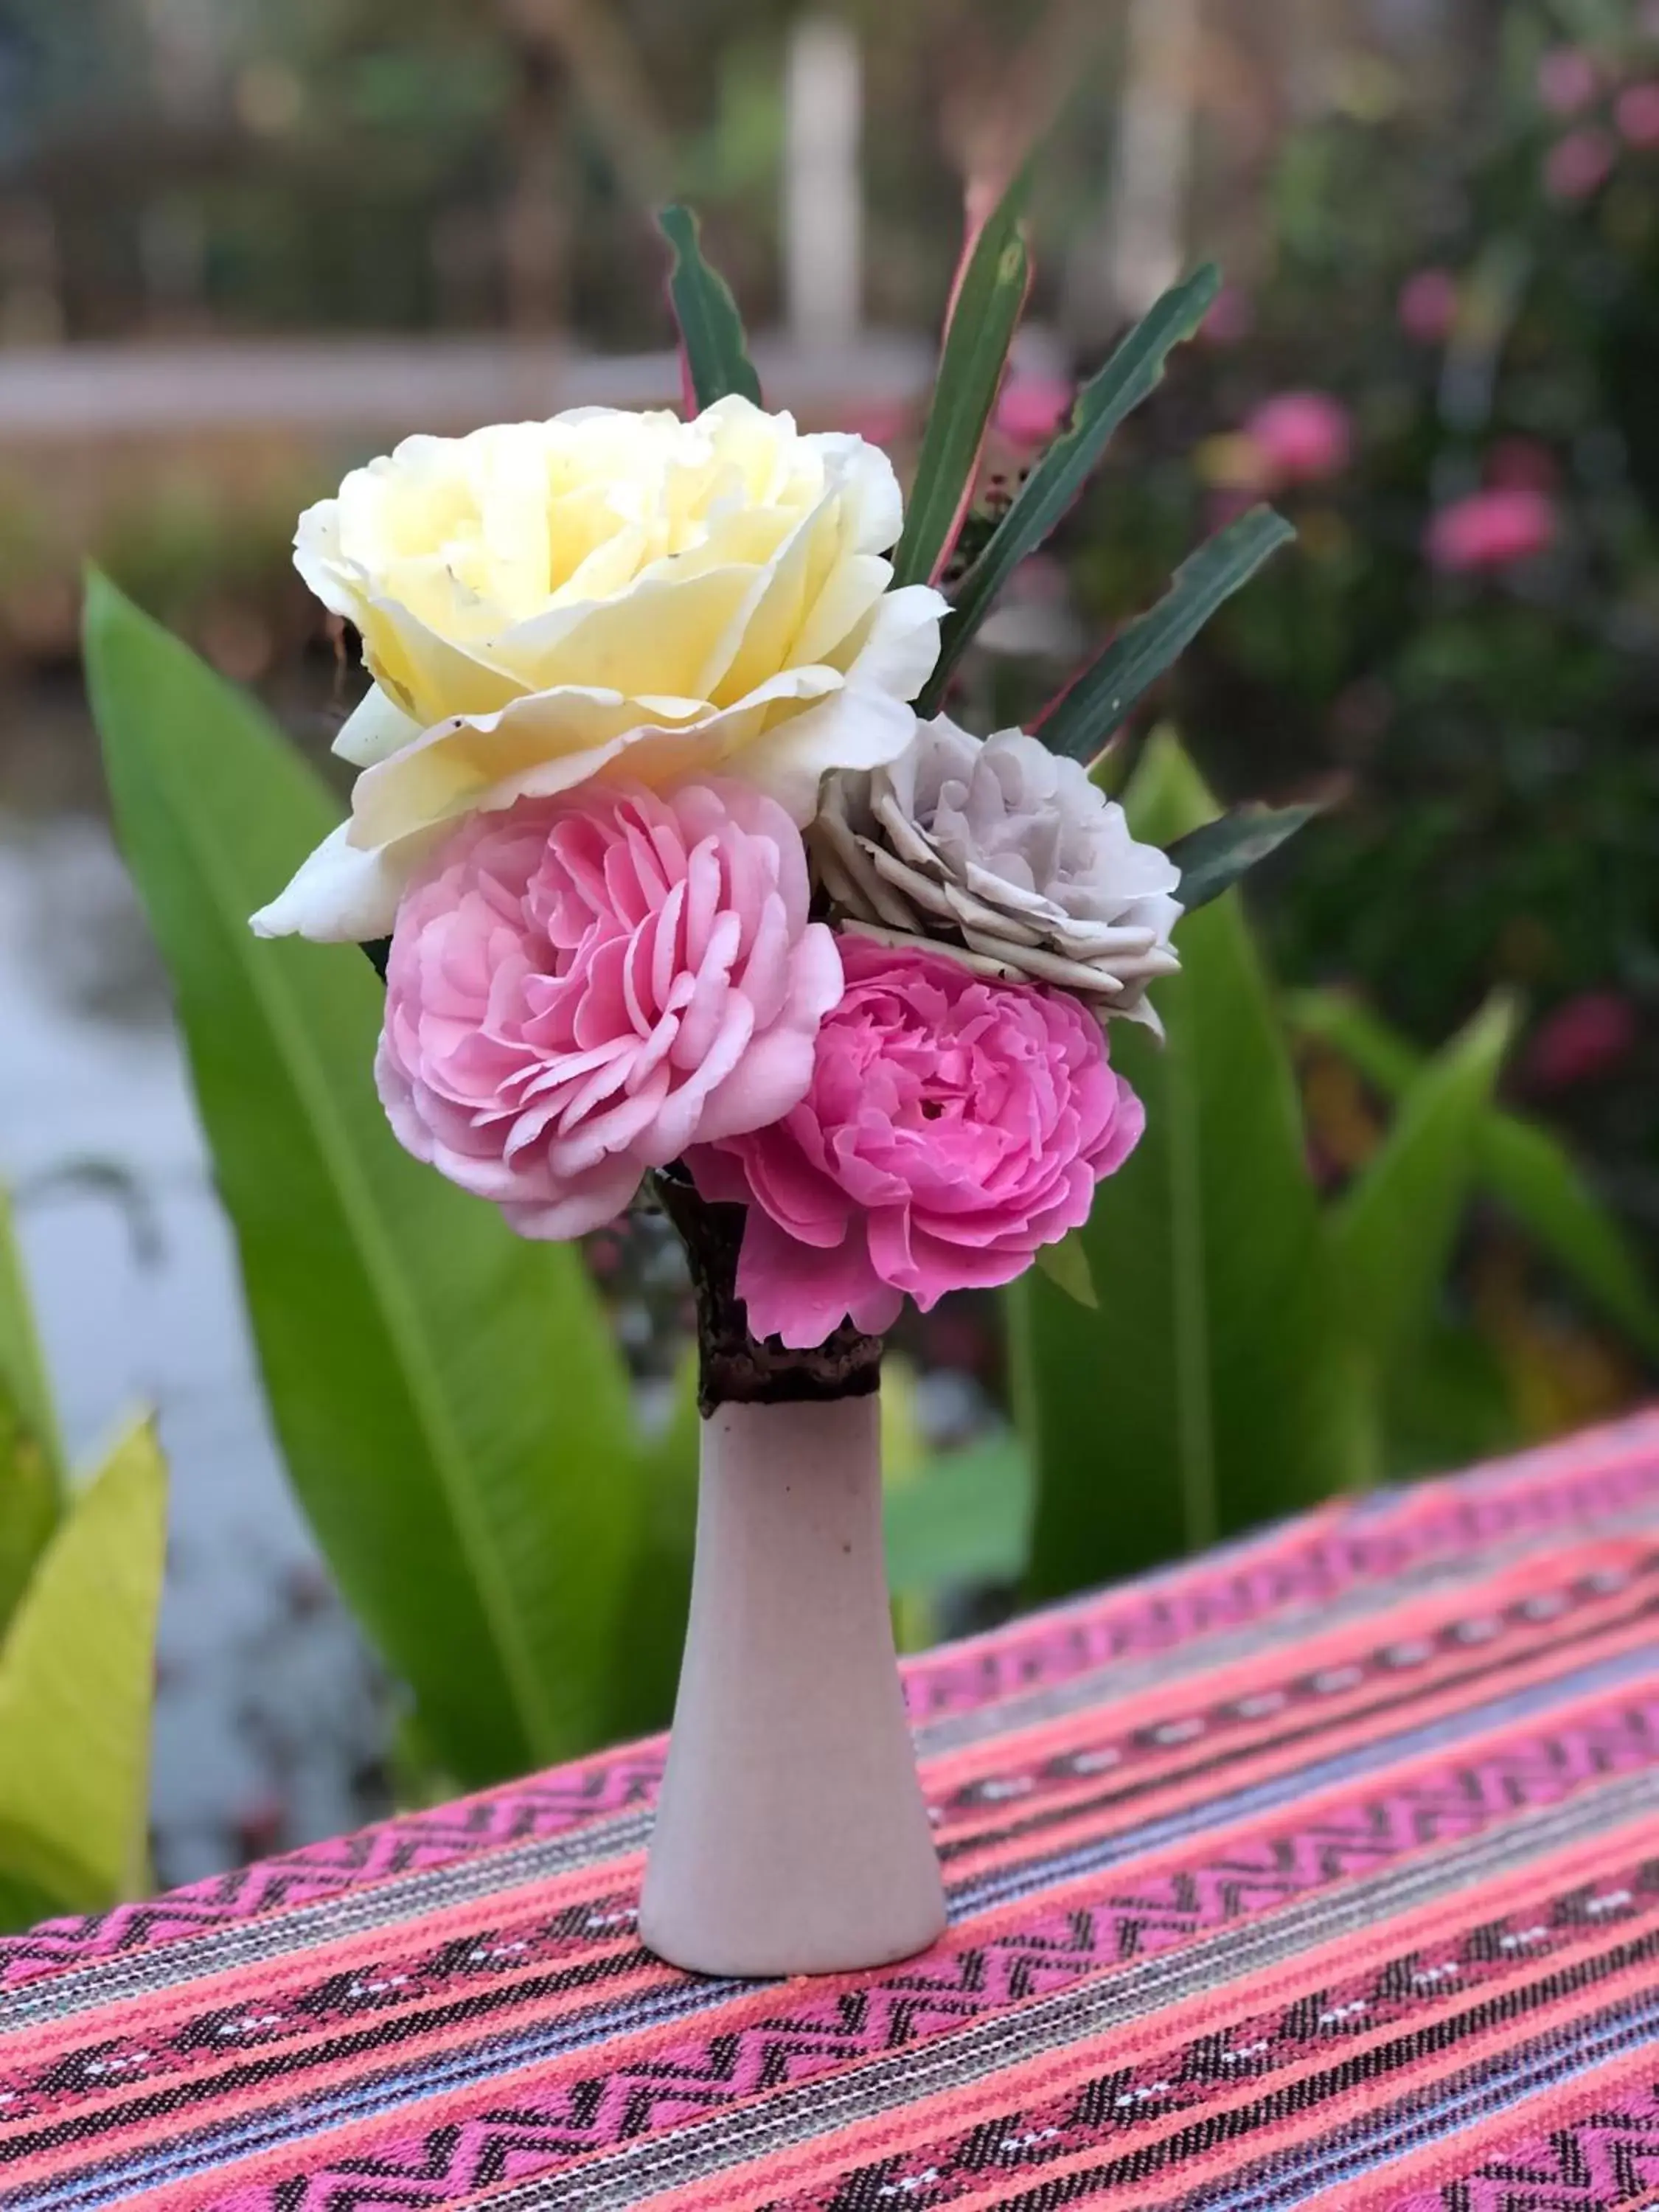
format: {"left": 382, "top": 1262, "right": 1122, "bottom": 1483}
{"left": 250, "top": 194, "right": 1309, "bottom": 1376}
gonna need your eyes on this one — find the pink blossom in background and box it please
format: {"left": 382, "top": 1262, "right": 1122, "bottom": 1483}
{"left": 1398, "top": 268, "right": 1460, "bottom": 344}
{"left": 686, "top": 937, "right": 1144, "bottom": 1349}
{"left": 1615, "top": 83, "right": 1659, "bottom": 147}
{"left": 1206, "top": 487, "right": 1259, "bottom": 534}
{"left": 1241, "top": 391, "right": 1352, "bottom": 487}
{"left": 1521, "top": 991, "right": 1640, "bottom": 1093}
{"left": 995, "top": 374, "right": 1074, "bottom": 451}
{"left": 838, "top": 400, "right": 910, "bottom": 449}
{"left": 1545, "top": 129, "right": 1615, "bottom": 201}
{"left": 1200, "top": 285, "right": 1253, "bottom": 345}
{"left": 1426, "top": 486, "right": 1557, "bottom": 572}
{"left": 1537, "top": 46, "right": 1600, "bottom": 116}
{"left": 377, "top": 782, "right": 844, "bottom": 1239}
{"left": 1487, "top": 437, "right": 1561, "bottom": 495}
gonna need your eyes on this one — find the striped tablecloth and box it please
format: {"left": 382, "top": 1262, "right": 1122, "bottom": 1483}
{"left": 4, "top": 1412, "right": 1659, "bottom": 2212}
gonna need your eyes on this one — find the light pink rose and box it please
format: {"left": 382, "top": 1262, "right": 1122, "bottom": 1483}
{"left": 1241, "top": 392, "right": 1352, "bottom": 487}
{"left": 378, "top": 782, "right": 844, "bottom": 1238}
{"left": 686, "top": 936, "right": 1144, "bottom": 1348}
{"left": 1545, "top": 128, "right": 1615, "bottom": 200}
{"left": 1537, "top": 46, "right": 1599, "bottom": 116}
{"left": 1425, "top": 487, "right": 1557, "bottom": 573}
{"left": 1398, "top": 268, "right": 1460, "bottom": 344}
{"left": 1616, "top": 82, "right": 1659, "bottom": 147}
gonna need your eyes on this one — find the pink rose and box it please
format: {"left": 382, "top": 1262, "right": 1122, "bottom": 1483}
{"left": 1545, "top": 128, "right": 1615, "bottom": 200}
{"left": 378, "top": 782, "right": 844, "bottom": 1239}
{"left": 1616, "top": 82, "right": 1659, "bottom": 147}
{"left": 686, "top": 937, "right": 1144, "bottom": 1349}
{"left": 1398, "top": 268, "right": 1460, "bottom": 345}
{"left": 1241, "top": 392, "right": 1352, "bottom": 487}
{"left": 1425, "top": 487, "right": 1557, "bottom": 573}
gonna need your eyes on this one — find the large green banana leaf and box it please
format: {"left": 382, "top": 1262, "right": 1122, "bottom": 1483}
{"left": 86, "top": 576, "right": 644, "bottom": 1787}
{"left": 1017, "top": 733, "right": 1352, "bottom": 1599}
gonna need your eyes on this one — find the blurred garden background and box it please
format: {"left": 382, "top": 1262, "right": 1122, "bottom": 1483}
{"left": 1, "top": 0, "right": 1657, "bottom": 1908}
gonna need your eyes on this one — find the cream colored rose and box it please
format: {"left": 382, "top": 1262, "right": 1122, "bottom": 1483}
{"left": 254, "top": 396, "right": 946, "bottom": 940}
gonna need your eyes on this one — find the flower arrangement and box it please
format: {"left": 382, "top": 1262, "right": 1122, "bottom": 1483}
{"left": 252, "top": 197, "right": 1311, "bottom": 1371}
{"left": 245, "top": 185, "right": 1318, "bottom": 1976}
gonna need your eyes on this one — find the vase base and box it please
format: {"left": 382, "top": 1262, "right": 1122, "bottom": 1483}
{"left": 638, "top": 1885, "right": 947, "bottom": 1981}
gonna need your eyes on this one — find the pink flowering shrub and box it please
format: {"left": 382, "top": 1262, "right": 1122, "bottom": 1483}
{"left": 686, "top": 937, "right": 1144, "bottom": 1349}
{"left": 377, "top": 782, "right": 844, "bottom": 1239}
{"left": 1241, "top": 392, "right": 1352, "bottom": 487}
{"left": 1425, "top": 487, "right": 1557, "bottom": 572}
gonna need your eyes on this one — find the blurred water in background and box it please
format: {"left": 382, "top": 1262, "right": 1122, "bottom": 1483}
{"left": 0, "top": 706, "right": 386, "bottom": 1883}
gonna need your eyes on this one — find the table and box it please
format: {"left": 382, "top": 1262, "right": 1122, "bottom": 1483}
{"left": 4, "top": 1411, "right": 1658, "bottom": 2212}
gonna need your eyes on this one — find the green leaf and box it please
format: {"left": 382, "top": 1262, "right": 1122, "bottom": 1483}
{"left": 891, "top": 165, "right": 1034, "bottom": 589}
{"left": 1287, "top": 989, "right": 1659, "bottom": 1360}
{"left": 920, "top": 262, "right": 1220, "bottom": 711}
{"left": 0, "top": 1180, "right": 63, "bottom": 1493}
{"left": 1166, "top": 802, "right": 1322, "bottom": 914}
{"left": 657, "top": 204, "right": 762, "bottom": 411}
{"left": 1015, "top": 732, "right": 1353, "bottom": 1601}
{"left": 0, "top": 1407, "right": 56, "bottom": 1635}
{"left": 602, "top": 1353, "right": 700, "bottom": 1743}
{"left": 1330, "top": 995, "right": 1516, "bottom": 1415}
{"left": 1034, "top": 1229, "right": 1098, "bottom": 1309}
{"left": 86, "top": 574, "right": 643, "bottom": 1787}
{"left": 1037, "top": 506, "right": 1295, "bottom": 764}
{"left": 0, "top": 1416, "right": 164, "bottom": 1915}
{"left": 883, "top": 1429, "right": 1031, "bottom": 1594}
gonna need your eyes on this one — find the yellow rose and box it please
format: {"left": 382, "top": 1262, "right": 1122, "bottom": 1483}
{"left": 254, "top": 396, "right": 946, "bottom": 939}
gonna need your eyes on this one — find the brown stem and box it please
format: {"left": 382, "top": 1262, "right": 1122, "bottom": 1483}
{"left": 653, "top": 1171, "right": 881, "bottom": 1418}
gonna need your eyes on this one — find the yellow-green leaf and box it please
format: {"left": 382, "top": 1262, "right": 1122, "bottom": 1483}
{"left": 0, "top": 1417, "right": 165, "bottom": 1913}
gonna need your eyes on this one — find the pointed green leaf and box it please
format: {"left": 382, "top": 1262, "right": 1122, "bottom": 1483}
{"left": 1166, "top": 801, "right": 1322, "bottom": 914}
{"left": 921, "top": 262, "right": 1220, "bottom": 711}
{"left": 0, "top": 1416, "right": 164, "bottom": 1914}
{"left": 658, "top": 204, "right": 762, "bottom": 411}
{"left": 1287, "top": 988, "right": 1659, "bottom": 1359}
{"left": 891, "top": 165, "right": 1034, "bottom": 589}
{"left": 1037, "top": 506, "right": 1295, "bottom": 763}
{"left": 1015, "top": 733, "right": 1352, "bottom": 1600}
{"left": 1329, "top": 997, "right": 1516, "bottom": 1467}
{"left": 1034, "top": 1228, "right": 1098, "bottom": 1309}
{"left": 0, "top": 1180, "right": 63, "bottom": 1493}
{"left": 86, "top": 574, "right": 643, "bottom": 1787}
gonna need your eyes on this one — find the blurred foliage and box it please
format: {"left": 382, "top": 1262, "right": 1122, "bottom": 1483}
{"left": 1030, "top": 0, "right": 1659, "bottom": 1287}
{"left": 1, "top": 0, "right": 1096, "bottom": 343}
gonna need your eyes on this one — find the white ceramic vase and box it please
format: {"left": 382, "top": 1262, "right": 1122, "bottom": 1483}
{"left": 638, "top": 1388, "right": 948, "bottom": 1978}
